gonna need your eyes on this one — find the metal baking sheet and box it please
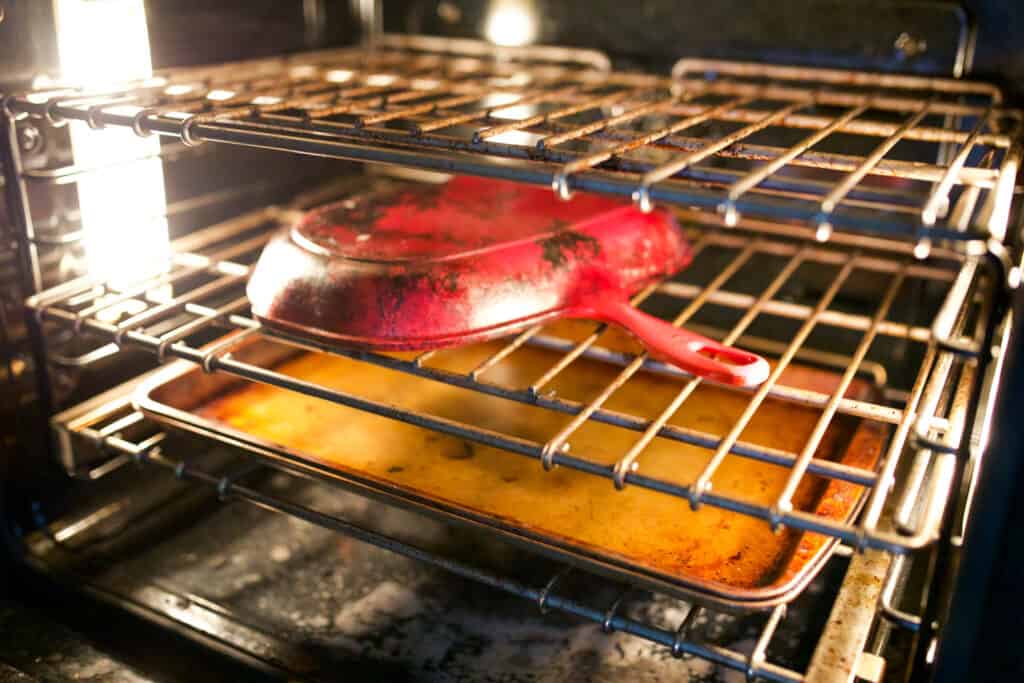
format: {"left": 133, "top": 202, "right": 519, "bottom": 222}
{"left": 135, "top": 331, "right": 887, "bottom": 610}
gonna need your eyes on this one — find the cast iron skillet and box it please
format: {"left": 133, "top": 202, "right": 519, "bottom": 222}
{"left": 247, "top": 176, "right": 768, "bottom": 386}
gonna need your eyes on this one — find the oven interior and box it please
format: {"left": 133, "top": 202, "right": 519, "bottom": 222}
{"left": 2, "top": 1, "right": 1023, "bottom": 681}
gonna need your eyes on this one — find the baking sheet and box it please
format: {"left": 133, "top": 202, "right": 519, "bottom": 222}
{"left": 135, "top": 329, "right": 887, "bottom": 609}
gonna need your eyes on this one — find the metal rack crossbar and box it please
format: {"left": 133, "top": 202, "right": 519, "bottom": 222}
{"left": 54, "top": 393, "right": 836, "bottom": 683}
{"left": 4, "top": 36, "right": 1021, "bottom": 245}
{"left": 27, "top": 195, "right": 990, "bottom": 555}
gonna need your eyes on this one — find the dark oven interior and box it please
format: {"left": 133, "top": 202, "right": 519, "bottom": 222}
{"left": 2, "top": 2, "right": 1024, "bottom": 682}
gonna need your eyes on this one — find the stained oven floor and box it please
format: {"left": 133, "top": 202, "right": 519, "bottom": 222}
{"left": 18, "top": 445, "right": 846, "bottom": 682}
{"left": 0, "top": 594, "right": 273, "bottom": 683}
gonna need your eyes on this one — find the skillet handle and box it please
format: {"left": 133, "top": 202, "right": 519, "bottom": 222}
{"left": 581, "top": 298, "right": 770, "bottom": 387}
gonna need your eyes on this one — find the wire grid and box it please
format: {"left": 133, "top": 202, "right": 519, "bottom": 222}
{"left": 3, "top": 35, "right": 1021, "bottom": 245}
{"left": 56, "top": 391, "right": 824, "bottom": 683}
{"left": 26, "top": 193, "right": 989, "bottom": 556}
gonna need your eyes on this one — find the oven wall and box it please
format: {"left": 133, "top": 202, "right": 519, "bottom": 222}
{"left": 4, "top": 1, "right": 1022, "bottom": 93}
{"left": 385, "top": 0, "right": 1024, "bottom": 97}
{"left": 143, "top": 0, "right": 359, "bottom": 67}
{"left": 935, "top": 296, "right": 1024, "bottom": 680}
{"left": 0, "top": 0, "right": 361, "bottom": 545}
{"left": 965, "top": 0, "right": 1024, "bottom": 99}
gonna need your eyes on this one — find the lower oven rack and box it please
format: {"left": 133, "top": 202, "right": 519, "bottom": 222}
{"left": 46, "top": 380, "right": 901, "bottom": 683}
{"left": 25, "top": 182, "right": 992, "bottom": 561}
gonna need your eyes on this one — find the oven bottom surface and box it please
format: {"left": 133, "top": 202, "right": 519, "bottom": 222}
{"left": 0, "top": 592, "right": 275, "bottom": 683}
{"left": 15, "top": 447, "right": 846, "bottom": 683}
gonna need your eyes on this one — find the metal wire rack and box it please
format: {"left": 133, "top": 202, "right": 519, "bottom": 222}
{"left": 4, "top": 35, "right": 1022, "bottom": 247}
{"left": 25, "top": 182, "right": 992, "bottom": 559}
{"left": 51, "top": 382, "right": 887, "bottom": 683}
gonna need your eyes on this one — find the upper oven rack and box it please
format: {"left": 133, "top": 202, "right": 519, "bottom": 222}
{"left": 4, "top": 35, "right": 1022, "bottom": 249}
{"left": 26, "top": 183, "right": 991, "bottom": 559}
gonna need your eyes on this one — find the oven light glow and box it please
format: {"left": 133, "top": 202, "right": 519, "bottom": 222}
{"left": 290, "top": 65, "right": 318, "bottom": 79}
{"left": 164, "top": 84, "right": 195, "bottom": 96}
{"left": 366, "top": 73, "right": 397, "bottom": 87}
{"left": 31, "top": 74, "right": 59, "bottom": 90}
{"left": 498, "top": 72, "right": 532, "bottom": 87}
{"left": 487, "top": 130, "right": 540, "bottom": 146}
{"left": 491, "top": 104, "right": 535, "bottom": 120}
{"left": 411, "top": 78, "right": 441, "bottom": 91}
{"left": 26, "top": 90, "right": 71, "bottom": 104}
{"left": 484, "top": 0, "right": 538, "bottom": 47}
{"left": 326, "top": 69, "right": 354, "bottom": 83}
{"left": 206, "top": 89, "right": 236, "bottom": 101}
{"left": 55, "top": 0, "right": 169, "bottom": 292}
{"left": 484, "top": 92, "right": 521, "bottom": 108}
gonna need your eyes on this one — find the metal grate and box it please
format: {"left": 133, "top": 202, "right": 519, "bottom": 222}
{"left": 4, "top": 35, "right": 1022, "bottom": 246}
{"left": 53, "top": 385, "right": 878, "bottom": 683}
{"left": 27, "top": 183, "right": 991, "bottom": 557}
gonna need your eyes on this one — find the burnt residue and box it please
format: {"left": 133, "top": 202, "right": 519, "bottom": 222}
{"left": 537, "top": 229, "right": 601, "bottom": 269}
{"left": 308, "top": 183, "right": 442, "bottom": 242}
{"left": 389, "top": 271, "right": 429, "bottom": 305}
{"left": 319, "top": 193, "right": 391, "bottom": 236}
{"left": 375, "top": 271, "right": 421, "bottom": 326}
{"left": 376, "top": 268, "right": 463, "bottom": 328}
{"left": 61, "top": 459, "right": 831, "bottom": 681}
{"left": 399, "top": 185, "right": 445, "bottom": 212}
{"left": 442, "top": 185, "right": 524, "bottom": 221}
{"left": 444, "top": 442, "right": 476, "bottom": 460}
{"left": 439, "top": 270, "right": 460, "bottom": 294}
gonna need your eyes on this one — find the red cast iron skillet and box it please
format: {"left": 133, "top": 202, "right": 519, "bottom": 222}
{"left": 248, "top": 176, "right": 769, "bottom": 386}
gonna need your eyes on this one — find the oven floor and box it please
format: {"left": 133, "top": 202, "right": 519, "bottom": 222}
{"left": 0, "top": 596, "right": 274, "bottom": 683}
{"left": 0, "top": 599, "right": 132, "bottom": 683}
{"left": 17, "top": 451, "right": 843, "bottom": 683}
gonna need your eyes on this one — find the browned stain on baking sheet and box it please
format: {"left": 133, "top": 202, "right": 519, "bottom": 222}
{"left": 185, "top": 325, "right": 885, "bottom": 596}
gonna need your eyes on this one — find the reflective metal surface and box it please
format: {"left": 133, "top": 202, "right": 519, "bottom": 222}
{"left": 26, "top": 175, "right": 992, "bottom": 560}
{"left": 4, "top": 37, "right": 1021, "bottom": 247}
{"left": 44, "top": 378, "right": 856, "bottom": 682}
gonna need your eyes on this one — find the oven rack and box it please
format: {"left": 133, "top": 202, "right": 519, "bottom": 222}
{"left": 880, "top": 299, "right": 1011, "bottom": 635}
{"left": 26, "top": 193, "right": 992, "bottom": 557}
{"left": 4, "top": 35, "right": 1023, "bottom": 251}
{"left": 3, "top": 130, "right": 334, "bottom": 294}
{"left": 50, "top": 384, "right": 895, "bottom": 683}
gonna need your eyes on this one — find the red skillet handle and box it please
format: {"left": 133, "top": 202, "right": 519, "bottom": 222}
{"left": 579, "top": 298, "right": 770, "bottom": 387}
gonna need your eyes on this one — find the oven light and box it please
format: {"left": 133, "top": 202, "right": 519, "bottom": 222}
{"left": 484, "top": 0, "right": 538, "bottom": 47}
{"left": 55, "top": 0, "right": 169, "bottom": 292}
